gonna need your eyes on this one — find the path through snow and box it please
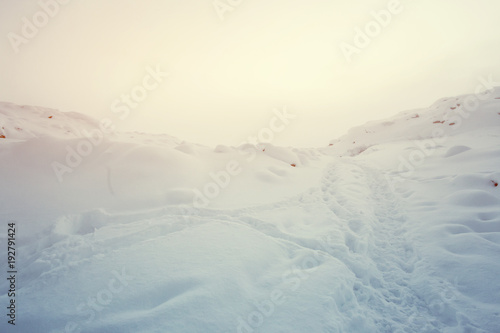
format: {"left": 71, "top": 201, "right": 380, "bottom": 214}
{"left": 2, "top": 94, "right": 499, "bottom": 332}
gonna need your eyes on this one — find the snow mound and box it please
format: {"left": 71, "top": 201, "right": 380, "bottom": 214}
{"left": 445, "top": 190, "right": 500, "bottom": 207}
{"left": 0, "top": 101, "right": 327, "bottom": 233}
{"left": 444, "top": 145, "right": 471, "bottom": 157}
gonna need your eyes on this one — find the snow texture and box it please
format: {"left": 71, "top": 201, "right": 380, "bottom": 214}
{"left": 1, "top": 88, "right": 500, "bottom": 332}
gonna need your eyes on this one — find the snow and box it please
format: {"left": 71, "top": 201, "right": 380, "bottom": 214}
{"left": 1, "top": 88, "right": 500, "bottom": 332}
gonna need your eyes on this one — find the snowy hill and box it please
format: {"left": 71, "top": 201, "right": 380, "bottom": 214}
{"left": 325, "top": 88, "right": 500, "bottom": 157}
{"left": 0, "top": 101, "right": 324, "bottom": 226}
{"left": 0, "top": 89, "right": 499, "bottom": 333}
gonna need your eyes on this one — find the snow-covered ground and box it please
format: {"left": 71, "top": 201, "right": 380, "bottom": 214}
{"left": 0, "top": 88, "right": 499, "bottom": 332}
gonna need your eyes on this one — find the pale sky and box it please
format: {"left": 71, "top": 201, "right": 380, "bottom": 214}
{"left": 1, "top": 0, "right": 499, "bottom": 147}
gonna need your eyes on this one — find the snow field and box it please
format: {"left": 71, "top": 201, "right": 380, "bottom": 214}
{"left": 1, "top": 87, "right": 499, "bottom": 332}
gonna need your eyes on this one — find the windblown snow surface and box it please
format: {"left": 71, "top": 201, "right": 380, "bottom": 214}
{"left": 1, "top": 88, "right": 500, "bottom": 333}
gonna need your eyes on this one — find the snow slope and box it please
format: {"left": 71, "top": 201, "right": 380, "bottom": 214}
{"left": 0, "top": 88, "right": 499, "bottom": 332}
{"left": 0, "top": 102, "right": 324, "bottom": 232}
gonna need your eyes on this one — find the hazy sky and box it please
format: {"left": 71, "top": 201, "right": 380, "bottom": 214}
{"left": 1, "top": 0, "right": 499, "bottom": 147}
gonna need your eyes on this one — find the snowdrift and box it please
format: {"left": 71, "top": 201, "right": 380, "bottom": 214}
{"left": 0, "top": 88, "right": 499, "bottom": 332}
{"left": 0, "top": 101, "right": 324, "bottom": 227}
